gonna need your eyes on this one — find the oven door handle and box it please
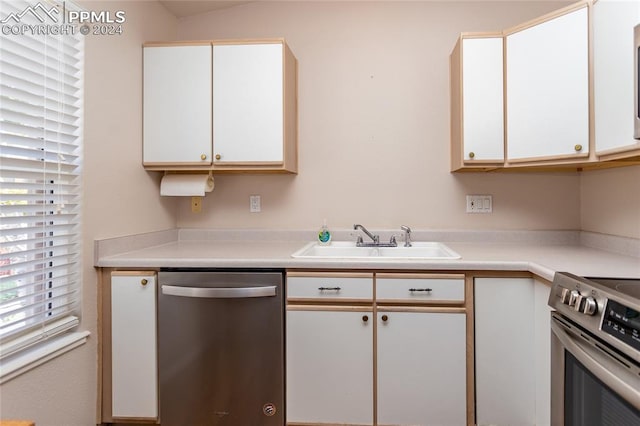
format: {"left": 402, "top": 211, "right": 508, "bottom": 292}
{"left": 551, "top": 318, "right": 640, "bottom": 411}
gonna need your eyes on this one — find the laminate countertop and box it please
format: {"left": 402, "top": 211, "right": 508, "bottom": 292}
{"left": 94, "top": 229, "right": 640, "bottom": 282}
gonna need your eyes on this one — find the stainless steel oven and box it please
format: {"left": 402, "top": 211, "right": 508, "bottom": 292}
{"left": 549, "top": 273, "right": 640, "bottom": 426}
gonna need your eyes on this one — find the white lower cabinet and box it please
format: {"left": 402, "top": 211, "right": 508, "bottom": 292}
{"left": 286, "top": 272, "right": 468, "bottom": 425}
{"left": 475, "top": 277, "right": 550, "bottom": 426}
{"left": 377, "top": 311, "right": 467, "bottom": 426}
{"left": 286, "top": 309, "right": 374, "bottom": 425}
{"left": 110, "top": 272, "right": 158, "bottom": 420}
{"left": 534, "top": 279, "right": 552, "bottom": 426}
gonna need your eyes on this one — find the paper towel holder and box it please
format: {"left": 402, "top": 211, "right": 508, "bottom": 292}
{"left": 160, "top": 171, "right": 214, "bottom": 195}
{"left": 160, "top": 171, "right": 214, "bottom": 213}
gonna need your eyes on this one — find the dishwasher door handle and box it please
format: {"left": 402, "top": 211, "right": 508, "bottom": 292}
{"left": 162, "top": 285, "right": 277, "bottom": 299}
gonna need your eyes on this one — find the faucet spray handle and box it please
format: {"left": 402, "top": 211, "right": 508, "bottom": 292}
{"left": 400, "top": 225, "right": 412, "bottom": 247}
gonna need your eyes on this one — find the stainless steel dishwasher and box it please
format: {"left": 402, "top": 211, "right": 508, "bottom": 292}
{"left": 158, "top": 269, "right": 285, "bottom": 425}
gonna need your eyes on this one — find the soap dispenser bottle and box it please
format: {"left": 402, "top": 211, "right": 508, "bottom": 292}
{"left": 318, "top": 219, "right": 332, "bottom": 245}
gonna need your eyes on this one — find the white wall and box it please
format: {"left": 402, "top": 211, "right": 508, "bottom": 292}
{"left": 0, "top": 2, "right": 178, "bottom": 425}
{"left": 174, "top": 1, "right": 582, "bottom": 231}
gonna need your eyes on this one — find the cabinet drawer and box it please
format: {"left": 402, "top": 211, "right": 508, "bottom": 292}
{"left": 287, "top": 274, "right": 373, "bottom": 301}
{"left": 376, "top": 274, "right": 465, "bottom": 304}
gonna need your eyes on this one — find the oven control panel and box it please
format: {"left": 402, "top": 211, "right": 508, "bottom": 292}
{"left": 558, "top": 287, "right": 598, "bottom": 316}
{"left": 602, "top": 299, "right": 640, "bottom": 352}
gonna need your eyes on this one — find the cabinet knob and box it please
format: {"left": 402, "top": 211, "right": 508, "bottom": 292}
{"left": 200, "top": 154, "right": 207, "bottom": 160}
{"left": 574, "top": 144, "right": 583, "bottom": 152}
{"left": 215, "top": 154, "right": 221, "bottom": 160}
{"left": 381, "top": 314, "right": 388, "bottom": 322}
{"left": 141, "top": 279, "right": 148, "bottom": 286}
{"left": 468, "top": 151, "right": 475, "bottom": 159}
{"left": 362, "top": 315, "right": 369, "bottom": 323}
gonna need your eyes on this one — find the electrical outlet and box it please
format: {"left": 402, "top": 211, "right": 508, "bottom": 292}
{"left": 250, "top": 195, "right": 261, "bottom": 213}
{"left": 466, "top": 195, "right": 492, "bottom": 213}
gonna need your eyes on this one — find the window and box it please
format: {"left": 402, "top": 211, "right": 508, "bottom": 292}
{"left": 0, "top": 0, "right": 83, "bottom": 363}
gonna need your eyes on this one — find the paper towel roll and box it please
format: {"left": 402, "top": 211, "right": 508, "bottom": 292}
{"left": 160, "top": 174, "right": 214, "bottom": 196}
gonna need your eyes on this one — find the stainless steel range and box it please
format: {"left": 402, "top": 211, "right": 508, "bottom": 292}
{"left": 548, "top": 272, "right": 640, "bottom": 426}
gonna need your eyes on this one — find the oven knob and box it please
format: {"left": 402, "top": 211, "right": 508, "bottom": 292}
{"left": 573, "top": 294, "right": 585, "bottom": 312}
{"left": 560, "top": 288, "right": 571, "bottom": 304}
{"left": 569, "top": 290, "right": 580, "bottom": 307}
{"left": 582, "top": 297, "right": 597, "bottom": 316}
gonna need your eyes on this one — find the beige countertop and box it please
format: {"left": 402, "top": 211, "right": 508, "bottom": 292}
{"left": 94, "top": 229, "right": 640, "bottom": 282}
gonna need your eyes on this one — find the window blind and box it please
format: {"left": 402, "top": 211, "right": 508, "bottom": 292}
{"left": 0, "top": 0, "right": 83, "bottom": 359}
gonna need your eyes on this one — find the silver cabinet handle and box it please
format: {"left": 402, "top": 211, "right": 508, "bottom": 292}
{"left": 318, "top": 287, "right": 341, "bottom": 291}
{"left": 162, "top": 285, "right": 276, "bottom": 299}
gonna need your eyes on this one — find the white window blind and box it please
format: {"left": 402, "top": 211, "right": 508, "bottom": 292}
{"left": 0, "top": 0, "right": 83, "bottom": 360}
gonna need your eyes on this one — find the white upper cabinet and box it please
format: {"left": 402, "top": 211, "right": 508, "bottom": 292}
{"left": 451, "top": 35, "right": 504, "bottom": 171}
{"left": 143, "top": 40, "right": 298, "bottom": 173}
{"left": 506, "top": 6, "right": 590, "bottom": 162}
{"left": 462, "top": 37, "right": 504, "bottom": 163}
{"left": 143, "top": 44, "right": 212, "bottom": 165}
{"left": 213, "top": 44, "right": 284, "bottom": 164}
{"left": 593, "top": 0, "right": 640, "bottom": 157}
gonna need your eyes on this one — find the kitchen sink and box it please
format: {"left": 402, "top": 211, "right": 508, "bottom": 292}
{"left": 291, "top": 241, "right": 461, "bottom": 260}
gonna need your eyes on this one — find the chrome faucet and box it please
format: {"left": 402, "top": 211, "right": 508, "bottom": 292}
{"left": 353, "top": 224, "right": 379, "bottom": 245}
{"left": 401, "top": 225, "right": 412, "bottom": 247}
{"left": 353, "top": 224, "right": 397, "bottom": 247}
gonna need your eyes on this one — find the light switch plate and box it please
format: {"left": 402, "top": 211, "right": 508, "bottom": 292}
{"left": 466, "top": 195, "right": 492, "bottom": 213}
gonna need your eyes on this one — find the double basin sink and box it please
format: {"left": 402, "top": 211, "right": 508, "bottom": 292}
{"left": 291, "top": 241, "right": 461, "bottom": 260}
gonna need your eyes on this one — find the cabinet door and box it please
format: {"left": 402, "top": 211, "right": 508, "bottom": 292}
{"left": 534, "top": 279, "right": 552, "bottom": 426}
{"left": 475, "top": 278, "right": 535, "bottom": 426}
{"left": 111, "top": 273, "right": 157, "bottom": 419}
{"left": 462, "top": 37, "right": 504, "bottom": 162}
{"left": 143, "top": 45, "right": 212, "bottom": 165}
{"left": 594, "top": 0, "right": 640, "bottom": 155}
{"left": 213, "top": 43, "right": 284, "bottom": 164}
{"left": 286, "top": 309, "right": 374, "bottom": 425}
{"left": 377, "top": 311, "right": 467, "bottom": 426}
{"left": 506, "top": 7, "right": 589, "bottom": 161}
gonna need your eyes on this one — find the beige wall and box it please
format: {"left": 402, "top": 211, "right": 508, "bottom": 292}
{"left": 0, "top": 2, "right": 177, "bottom": 425}
{"left": 581, "top": 166, "right": 640, "bottom": 239}
{"left": 174, "top": 1, "right": 582, "bottom": 231}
